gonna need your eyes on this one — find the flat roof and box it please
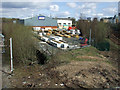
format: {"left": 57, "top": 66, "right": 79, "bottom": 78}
{"left": 53, "top": 18, "right": 72, "bottom": 20}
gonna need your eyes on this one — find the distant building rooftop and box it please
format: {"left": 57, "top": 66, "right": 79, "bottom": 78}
{"left": 23, "top": 14, "right": 57, "bottom": 26}
{"left": 53, "top": 17, "right": 72, "bottom": 20}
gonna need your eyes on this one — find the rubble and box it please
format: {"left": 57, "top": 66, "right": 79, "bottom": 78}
{"left": 3, "top": 60, "right": 120, "bottom": 88}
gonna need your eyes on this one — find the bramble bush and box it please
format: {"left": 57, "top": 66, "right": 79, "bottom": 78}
{"left": 2, "top": 21, "right": 37, "bottom": 65}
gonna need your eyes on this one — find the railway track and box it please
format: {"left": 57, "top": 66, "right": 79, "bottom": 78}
{"left": 110, "top": 34, "right": 120, "bottom": 45}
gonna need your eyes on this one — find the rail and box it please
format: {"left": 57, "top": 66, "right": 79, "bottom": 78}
{"left": 110, "top": 34, "right": 120, "bottom": 45}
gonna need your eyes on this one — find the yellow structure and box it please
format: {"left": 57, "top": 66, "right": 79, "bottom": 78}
{"left": 64, "top": 34, "right": 71, "bottom": 38}
{"left": 46, "top": 33, "right": 50, "bottom": 36}
{"left": 75, "top": 35, "right": 79, "bottom": 38}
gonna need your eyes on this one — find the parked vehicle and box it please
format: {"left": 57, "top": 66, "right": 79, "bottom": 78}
{"left": 41, "top": 36, "right": 49, "bottom": 42}
{"left": 48, "top": 39, "right": 69, "bottom": 49}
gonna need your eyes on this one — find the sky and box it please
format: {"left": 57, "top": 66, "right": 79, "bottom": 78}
{"left": 0, "top": 1, "right": 120, "bottom": 20}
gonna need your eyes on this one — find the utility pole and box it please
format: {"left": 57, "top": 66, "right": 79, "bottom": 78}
{"left": 10, "top": 38, "right": 13, "bottom": 73}
{"left": 89, "top": 28, "right": 91, "bottom": 45}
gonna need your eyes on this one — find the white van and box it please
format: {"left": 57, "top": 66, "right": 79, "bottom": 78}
{"left": 49, "top": 36, "right": 63, "bottom": 41}
{"left": 41, "top": 36, "right": 49, "bottom": 42}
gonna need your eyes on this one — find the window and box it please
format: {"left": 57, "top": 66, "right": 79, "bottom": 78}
{"left": 68, "top": 23, "right": 71, "bottom": 26}
{"left": 63, "top": 23, "right": 66, "bottom": 25}
{"left": 58, "top": 23, "right": 61, "bottom": 25}
{"left": 61, "top": 44, "right": 64, "bottom": 48}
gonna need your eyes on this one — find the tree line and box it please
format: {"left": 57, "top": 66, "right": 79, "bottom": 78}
{"left": 76, "top": 18, "right": 116, "bottom": 51}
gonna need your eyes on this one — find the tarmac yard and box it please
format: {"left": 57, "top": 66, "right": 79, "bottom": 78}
{"left": 35, "top": 28, "right": 87, "bottom": 53}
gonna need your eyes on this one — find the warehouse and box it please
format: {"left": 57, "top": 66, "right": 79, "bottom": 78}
{"left": 24, "top": 15, "right": 57, "bottom": 29}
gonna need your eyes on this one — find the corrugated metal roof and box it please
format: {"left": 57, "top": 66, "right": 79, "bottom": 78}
{"left": 24, "top": 15, "right": 57, "bottom": 26}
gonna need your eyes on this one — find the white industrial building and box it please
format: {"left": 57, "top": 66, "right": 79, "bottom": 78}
{"left": 54, "top": 18, "right": 72, "bottom": 29}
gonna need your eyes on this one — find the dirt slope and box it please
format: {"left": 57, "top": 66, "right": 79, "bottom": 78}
{"left": 2, "top": 60, "right": 119, "bottom": 89}
{"left": 2, "top": 46, "right": 120, "bottom": 89}
{"left": 54, "top": 61, "right": 119, "bottom": 88}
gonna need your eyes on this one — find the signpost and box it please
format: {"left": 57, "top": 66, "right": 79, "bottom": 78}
{"left": 38, "top": 16, "right": 45, "bottom": 20}
{"left": 89, "top": 29, "right": 91, "bottom": 45}
{"left": 10, "top": 38, "right": 13, "bottom": 73}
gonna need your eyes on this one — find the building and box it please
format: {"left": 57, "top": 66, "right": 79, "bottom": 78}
{"left": 113, "top": 15, "right": 119, "bottom": 24}
{"left": 93, "top": 17, "right": 98, "bottom": 21}
{"left": 23, "top": 15, "right": 57, "bottom": 29}
{"left": 87, "top": 17, "right": 91, "bottom": 22}
{"left": 100, "top": 18, "right": 109, "bottom": 23}
{"left": 100, "top": 15, "right": 119, "bottom": 24}
{"left": 118, "top": 1, "right": 120, "bottom": 22}
{"left": 54, "top": 17, "right": 72, "bottom": 29}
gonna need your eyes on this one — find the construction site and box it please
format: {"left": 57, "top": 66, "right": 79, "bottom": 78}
{"left": 1, "top": 3, "right": 120, "bottom": 88}
{"left": 33, "top": 26, "right": 90, "bottom": 56}
{"left": 1, "top": 15, "right": 120, "bottom": 89}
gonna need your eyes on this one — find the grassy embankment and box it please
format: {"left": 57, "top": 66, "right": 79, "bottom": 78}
{"left": 52, "top": 43, "right": 119, "bottom": 67}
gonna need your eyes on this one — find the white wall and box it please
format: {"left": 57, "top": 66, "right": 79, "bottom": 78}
{"left": 57, "top": 20, "right": 72, "bottom": 26}
{"left": 57, "top": 19, "right": 72, "bottom": 29}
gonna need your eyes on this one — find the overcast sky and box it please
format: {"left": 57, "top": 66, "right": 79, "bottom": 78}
{"left": 0, "top": 1, "right": 119, "bottom": 20}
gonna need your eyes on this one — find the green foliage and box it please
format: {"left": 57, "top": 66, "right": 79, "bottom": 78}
{"left": 2, "top": 22, "right": 37, "bottom": 64}
{"left": 110, "top": 23, "right": 120, "bottom": 39}
{"left": 70, "top": 17, "right": 76, "bottom": 25}
{"left": 76, "top": 20, "right": 90, "bottom": 38}
{"left": 110, "top": 23, "right": 120, "bottom": 31}
{"left": 53, "top": 46, "right": 110, "bottom": 64}
{"left": 95, "top": 22, "right": 109, "bottom": 43}
{"left": 95, "top": 41, "right": 110, "bottom": 51}
{"left": 76, "top": 19, "right": 111, "bottom": 50}
{"left": 107, "top": 39, "right": 120, "bottom": 51}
